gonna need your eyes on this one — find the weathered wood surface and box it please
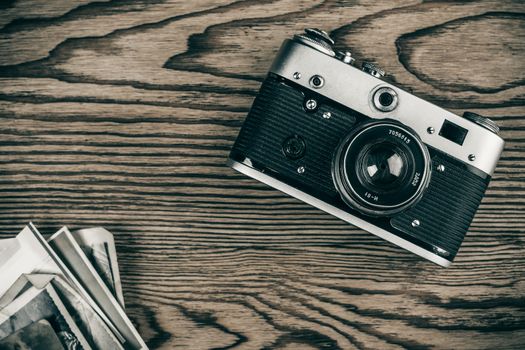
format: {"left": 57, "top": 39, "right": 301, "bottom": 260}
{"left": 0, "top": 1, "right": 524, "bottom": 349}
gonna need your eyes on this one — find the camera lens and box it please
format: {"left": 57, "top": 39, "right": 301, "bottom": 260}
{"left": 332, "top": 121, "right": 430, "bottom": 216}
{"left": 358, "top": 141, "right": 408, "bottom": 192}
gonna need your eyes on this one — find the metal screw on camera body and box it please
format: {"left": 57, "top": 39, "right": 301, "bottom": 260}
{"left": 437, "top": 164, "right": 445, "bottom": 172}
{"left": 293, "top": 72, "right": 301, "bottom": 80}
{"left": 427, "top": 127, "right": 435, "bottom": 134}
{"left": 305, "top": 99, "right": 317, "bottom": 111}
{"left": 323, "top": 112, "right": 331, "bottom": 119}
{"left": 297, "top": 166, "right": 305, "bottom": 174}
{"left": 468, "top": 154, "right": 476, "bottom": 161}
{"left": 411, "top": 219, "right": 420, "bottom": 227}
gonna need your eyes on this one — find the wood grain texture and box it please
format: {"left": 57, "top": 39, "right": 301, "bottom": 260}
{"left": 0, "top": 1, "right": 524, "bottom": 349}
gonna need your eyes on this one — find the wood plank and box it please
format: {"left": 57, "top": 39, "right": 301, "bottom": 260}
{"left": 0, "top": 1, "right": 524, "bottom": 349}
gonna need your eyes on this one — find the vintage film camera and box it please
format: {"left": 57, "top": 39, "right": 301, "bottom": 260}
{"left": 228, "top": 28, "right": 504, "bottom": 266}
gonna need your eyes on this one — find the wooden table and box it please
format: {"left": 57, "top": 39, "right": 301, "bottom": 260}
{"left": 0, "top": 1, "right": 524, "bottom": 349}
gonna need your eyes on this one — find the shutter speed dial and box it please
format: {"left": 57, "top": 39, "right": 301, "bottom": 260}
{"left": 295, "top": 28, "right": 336, "bottom": 56}
{"left": 462, "top": 112, "right": 500, "bottom": 134}
{"left": 296, "top": 28, "right": 358, "bottom": 66}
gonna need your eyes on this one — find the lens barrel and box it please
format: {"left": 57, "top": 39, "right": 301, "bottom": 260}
{"left": 332, "top": 120, "right": 431, "bottom": 216}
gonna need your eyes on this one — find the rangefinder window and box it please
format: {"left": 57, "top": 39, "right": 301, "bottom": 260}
{"left": 439, "top": 119, "right": 468, "bottom": 145}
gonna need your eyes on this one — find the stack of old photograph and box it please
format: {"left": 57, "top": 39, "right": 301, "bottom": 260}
{"left": 0, "top": 223, "right": 148, "bottom": 349}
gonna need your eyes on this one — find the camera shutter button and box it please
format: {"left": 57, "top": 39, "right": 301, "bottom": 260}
{"left": 337, "top": 51, "right": 355, "bottom": 65}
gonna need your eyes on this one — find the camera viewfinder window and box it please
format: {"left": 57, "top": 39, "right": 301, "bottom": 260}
{"left": 439, "top": 120, "right": 468, "bottom": 145}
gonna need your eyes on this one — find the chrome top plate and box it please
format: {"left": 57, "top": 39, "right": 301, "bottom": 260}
{"left": 269, "top": 39, "right": 504, "bottom": 176}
